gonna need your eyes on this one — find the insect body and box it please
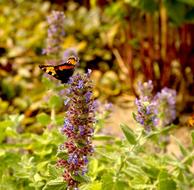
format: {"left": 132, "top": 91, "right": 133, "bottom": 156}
{"left": 39, "top": 56, "right": 78, "bottom": 83}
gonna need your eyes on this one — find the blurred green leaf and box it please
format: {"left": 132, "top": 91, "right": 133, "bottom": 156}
{"left": 80, "top": 181, "right": 102, "bottom": 190}
{"left": 185, "top": 7, "right": 194, "bottom": 22}
{"left": 158, "top": 170, "right": 176, "bottom": 190}
{"left": 48, "top": 164, "right": 59, "bottom": 179}
{"left": 163, "top": 0, "right": 187, "bottom": 25}
{"left": 125, "top": 0, "right": 158, "bottom": 13}
{"left": 48, "top": 95, "right": 62, "bottom": 109}
{"left": 173, "top": 136, "right": 189, "bottom": 157}
{"left": 0, "top": 120, "right": 14, "bottom": 143}
{"left": 120, "top": 124, "right": 137, "bottom": 145}
{"left": 43, "top": 178, "right": 67, "bottom": 190}
{"left": 42, "top": 77, "right": 55, "bottom": 89}
{"left": 55, "top": 115, "right": 64, "bottom": 126}
{"left": 93, "top": 135, "right": 115, "bottom": 141}
{"left": 177, "top": 0, "right": 194, "bottom": 6}
{"left": 191, "top": 130, "right": 194, "bottom": 145}
{"left": 37, "top": 112, "right": 51, "bottom": 125}
{"left": 72, "top": 173, "right": 90, "bottom": 183}
{"left": 101, "top": 172, "right": 114, "bottom": 190}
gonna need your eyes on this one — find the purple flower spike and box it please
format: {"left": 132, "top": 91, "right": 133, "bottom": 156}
{"left": 155, "top": 87, "right": 176, "bottom": 126}
{"left": 138, "top": 80, "right": 153, "bottom": 99}
{"left": 134, "top": 95, "right": 157, "bottom": 130}
{"left": 44, "top": 11, "right": 65, "bottom": 55}
{"left": 135, "top": 80, "right": 177, "bottom": 131}
{"left": 57, "top": 70, "right": 95, "bottom": 189}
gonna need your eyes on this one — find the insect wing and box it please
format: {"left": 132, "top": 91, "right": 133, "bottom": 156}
{"left": 54, "top": 63, "right": 75, "bottom": 83}
{"left": 39, "top": 65, "right": 57, "bottom": 77}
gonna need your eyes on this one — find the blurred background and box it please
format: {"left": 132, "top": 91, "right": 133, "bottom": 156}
{"left": 0, "top": 0, "right": 194, "bottom": 132}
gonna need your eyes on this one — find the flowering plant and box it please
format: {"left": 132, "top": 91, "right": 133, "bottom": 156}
{"left": 134, "top": 80, "right": 176, "bottom": 131}
{"left": 57, "top": 70, "right": 95, "bottom": 189}
{"left": 43, "top": 10, "right": 65, "bottom": 56}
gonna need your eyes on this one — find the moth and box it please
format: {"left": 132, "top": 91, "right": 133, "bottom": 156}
{"left": 39, "top": 56, "right": 78, "bottom": 83}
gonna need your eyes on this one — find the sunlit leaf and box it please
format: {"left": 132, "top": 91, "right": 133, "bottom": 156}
{"left": 120, "top": 124, "right": 137, "bottom": 145}
{"left": 48, "top": 95, "right": 62, "bottom": 109}
{"left": 158, "top": 170, "right": 176, "bottom": 190}
{"left": 43, "top": 178, "right": 67, "bottom": 190}
{"left": 36, "top": 112, "right": 51, "bottom": 125}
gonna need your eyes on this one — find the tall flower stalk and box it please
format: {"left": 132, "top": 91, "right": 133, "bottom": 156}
{"left": 57, "top": 70, "right": 95, "bottom": 189}
{"left": 42, "top": 10, "right": 78, "bottom": 67}
{"left": 134, "top": 96, "right": 158, "bottom": 132}
{"left": 155, "top": 87, "right": 176, "bottom": 126}
{"left": 134, "top": 80, "right": 176, "bottom": 131}
{"left": 138, "top": 80, "right": 153, "bottom": 99}
{"left": 43, "top": 10, "right": 65, "bottom": 57}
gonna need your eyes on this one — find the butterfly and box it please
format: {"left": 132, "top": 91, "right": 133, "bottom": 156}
{"left": 39, "top": 56, "right": 78, "bottom": 83}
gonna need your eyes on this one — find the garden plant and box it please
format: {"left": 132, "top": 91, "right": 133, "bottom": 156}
{"left": 0, "top": 1, "right": 194, "bottom": 190}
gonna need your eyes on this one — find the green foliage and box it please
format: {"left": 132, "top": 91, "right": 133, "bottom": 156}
{"left": 37, "top": 113, "right": 51, "bottom": 125}
{"left": 43, "top": 178, "right": 67, "bottom": 190}
{"left": 125, "top": 0, "right": 158, "bottom": 13}
{"left": 0, "top": 114, "right": 64, "bottom": 189}
{"left": 158, "top": 170, "right": 176, "bottom": 190}
{"left": 48, "top": 95, "right": 62, "bottom": 109}
{"left": 1, "top": 111, "right": 193, "bottom": 190}
{"left": 191, "top": 130, "right": 194, "bottom": 145}
{"left": 163, "top": 0, "right": 194, "bottom": 25}
{"left": 120, "top": 123, "right": 137, "bottom": 145}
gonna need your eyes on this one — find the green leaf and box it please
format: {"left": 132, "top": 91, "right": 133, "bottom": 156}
{"left": 0, "top": 120, "right": 14, "bottom": 128}
{"left": 80, "top": 181, "right": 102, "bottom": 190}
{"left": 34, "top": 173, "right": 42, "bottom": 182}
{"left": 158, "top": 170, "right": 176, "bottom": 190}
{"left": 93, "top": 135, "right": 115, "bottom": 141}
{"left": 101, "top": 172, "right": 128, "bottom": 190}
{"left": 145, "top": 125, "right": 175, "bottom": 139}
{"left": 55, "top": 115, "right": 64, "bottom": 125}
{"left": 42, "top": 76, "right": 55, "bottom": 89}
{"left": 43, "top": 178, "right": 67, "bottom": 190}
{"left": 177, "top": 0, "right": 194, "bottom": 6}
{"left": 164, "top": 0, "right": 187, "bottom": 25}
{"left": 101, "top": 173, "right": 114, "bottom": 190}
{"left": 88, "top": 159, "right": 98, "bottom": 175}
{"left": 125, "top": 0, "right": 158, "bottom": 13}
{"left": 0, "top": 120, "right": 14, "bottom": 143}
{"left": 185, "top": 7, "right": 194, "bottom": 22}
{"left": 132, "top": 112, "right": 136, "bottom": 121}
{"left": 56, "top": 151, "right": 68, "bottom": 160}
{"left": 114, "top": 180, "right": 128, "bottom": 190}
{"left": 173, "top": 136, "right": 188, "bottom": 156}
{"left": 72, "top": 173, "right": 90, "bottom": 183}
{"left": 36, "top": 113, "right": 51, "bottom": 125}
{"left": 129, "top": 183, "right": 154, "bottom": 189}
{"left": 120, "top": 124, "right": 137, "bottom": 145}
{"left": 48, "top": 164, "right": 59, "bottom": 179}
{"left": 191, "top": 130, "right": 194, "bottom": 145}
{"left": 48, "top": 95, "right": 62, "bottom": 109}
